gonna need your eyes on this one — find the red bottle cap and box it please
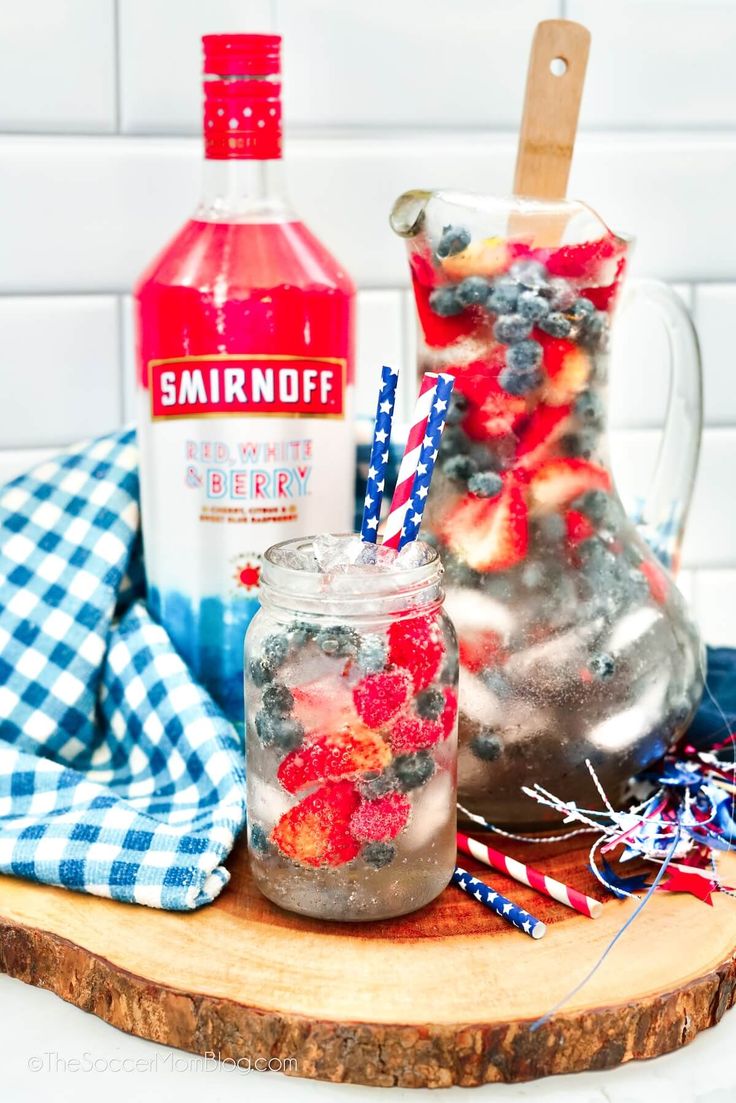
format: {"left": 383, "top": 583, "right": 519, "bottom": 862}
{"left": 202, "top": 34, "right": 283, "bottom": 161}
{"left": 202, "top": 34, "right": 281, "bottom": 78}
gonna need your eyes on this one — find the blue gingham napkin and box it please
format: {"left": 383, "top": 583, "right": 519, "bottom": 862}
{"left": 0, "top": 429, "right": 246, "bottom": 910}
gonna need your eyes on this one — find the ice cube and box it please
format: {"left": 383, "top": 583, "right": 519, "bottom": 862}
{"left": 396, "top": 541, "right": 432, "bottom": 570}
{"left": 459, "top": 670, "right": 503, "bottom": 726}
{"left": 444, "top": 587, "right": 514, "bottom": 640}
{"left": 248, "top": 776, "right": 292, "bottom": 829}
{"left": 401, "top": 771, "right": 454, "bottom": 852}
{"left": 313, "top": 533, "right": 365, "bottom": 572}
{"left": 607, "top": 606, "right": 660, "bottom": 655}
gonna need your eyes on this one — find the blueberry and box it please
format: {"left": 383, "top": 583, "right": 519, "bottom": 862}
{"left": 517, "top": 290, "right": 550, "bottom": 322}
{"left": 560, "top": 430, "right": 598, "bottom": 460}
{"left": 437, "top": 225, "right": 471, "bottom": 259}
{"left": 357, "top": 633, "right": 388, "bottom": 673}
{"left": 429, "top": 285, "right": 464, "bottom": 317}
{"left": 536, "top": 512, "right": 566, "bottom": 544}
{"left": 316, "top": 625, "right": 360, "bottom": 657}
{"left": 545, "top": 277, "right": 577, "bottom": 311}
{"left": 262, "top": 681, "right": 294, "bottom": 715}
{"left": 588, "top": 652, "right": 616, "bottom": 679}
{"left": 363, "top": 841, "right": 397, "bottom": 869}
{"left": 249, "top": 657, "right": 275, "bottom": 688}
{"left": 493, "top": 313, "right": 533, "bottom": 344}
{"left": 575, "top": 392, "right": 605, "bottom": 429}
{"left": 255, "top": 711, "right": 304, "bottom": 750}
{"left": 487, "top": 278, "right": 519, "bottom": 315}
{"left": 572, "top": 489, "right": 611, "bottom": 524}
{"left": 262, "top": 633, "right": 288, "bottom": 668}
{"left": 393, "top": 751, "right": 435, "bottom": 791}
{"left": 470, "top": 729, "right": 504, "bottom": 761}
{"left": 499, "top": 364, "right": 542, "bottom": 396}
{"left": 440, "top": 425, "right": 471, "bottom": 456}
{"left": 415, "top": 687, "right": 445, "bottom": 720}
{"left": 569, "top": 297, "right": 596, "bottom": 320}
{"left": 443, "top": 554, "right": 481, "bottom": 589}
{"left": 578, "top": 537, "right": 616, "bottom": 571}
{"left": 539, "top": 311, "right": 572, "bottom": 338}
{"left": 509, "top": 259, "right": 548, "bottom": 288}
{"left": 249, "top": 823, "right": 270, "bottom": 854}
{"left": 520, "top": 561, "right": 547, "bottom": 589}
{"left": 359, "top": 771, "right": 398, "bottom": 799}
{"left": 456, "top": 276, "right": 492, "bottom": 307}
{"left": 442, "top": 454, "right": 478, "bottom": 484}
{"left": 507, "top": 338, "right": 542, "bottom": 371}
{"left": 579, "top": 311, "right": 608, "bottom": 351}
{"left": 479, "top": 669, "right": 513, "bottom": 699}
{"left": 468, "top": 471, "right": 503, "bottom": 499}
{"left": 289, "top": 621, "right": 317, "bottom": 646}
{"left": 445, "top": 393, "right": 469, "bottom": 427}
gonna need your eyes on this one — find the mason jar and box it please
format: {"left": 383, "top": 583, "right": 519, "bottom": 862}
{"left": 245, "top": 535, "right": 458, "bottom": 921}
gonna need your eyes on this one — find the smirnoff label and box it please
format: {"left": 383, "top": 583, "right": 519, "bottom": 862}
{"left": 149, "top": 355, "right": 346, "bottom": 420}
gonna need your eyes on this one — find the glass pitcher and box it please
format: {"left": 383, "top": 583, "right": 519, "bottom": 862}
{"left": 390, "top": 190, "right": 704, "bottom": 826}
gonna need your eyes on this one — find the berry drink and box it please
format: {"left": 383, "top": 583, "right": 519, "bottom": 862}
{"left": 391, "top": 191, "right": 703, "bottom": 825}
{"left": 246, "top": 534, "right": 458, "bottom": 920}
{"left": 135, "top": 36, "right": 355, "bottom": 731}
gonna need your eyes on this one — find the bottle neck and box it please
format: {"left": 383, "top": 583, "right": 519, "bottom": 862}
{"left": 195, "top": 158, "right": 292, "bottom": 222}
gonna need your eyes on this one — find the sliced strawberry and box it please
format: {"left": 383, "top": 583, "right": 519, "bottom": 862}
{"left": 387, "top": 615, "right": 445, "bottom": 692}
{"left": 582, "top": 256, "right": 627, "bottom": 311}
{"left": 353, "top": 667, "right": 412, "bottom": 729}
{"left": 389, "top": 714, "right": 444, "bottom": 755}
{"left": 439, "top": 687, "right": 458, "bottom": 739}
{"left": 277, "top": 727, "right": 392, "bottom": 795}
{"left": 458, "top": 629, "right": 504, "bottom": 674}
{"left": 540, "top": 336, "right": 591, "bottom": 406}
{"left": 271, "top": 780, "right": 361, "bottom": 868}
{"left": 440, "top": 236, "right": 510, "bottom": 281}
{"left": 640, "top": 559, "right": 670, "bottom": 606}
{"left": 411, "top": 273, "right": 486, "bottom": 350}
{"left": 529, "top": 458, "right": 611, "bottom": 513}
{"left": 515, "top": 402, "right": 572, "bottom": 465}
{"left": 462, "top": 375, "right": 528, "bottom": 442}
{"left": 410, "top": 248, "right": 440, "bottom": 288}
{"left": 440, "top": 482, "right": 529, "bottom": 572}
{"left": 565, "top": 509, "right": 596, "bottom": 547}
{"left": 545, "top": 232, "right": 622, "bottom": 280}
{"left": 451, "top": 351, "right": 505, "bottom": 405}
{"left": 349, "top": 793, "right": 411, "bottom": 843}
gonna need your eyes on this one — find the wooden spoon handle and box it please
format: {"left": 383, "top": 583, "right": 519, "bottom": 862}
{"left": 513, "top": 20, "right": 591, "bottom": 200}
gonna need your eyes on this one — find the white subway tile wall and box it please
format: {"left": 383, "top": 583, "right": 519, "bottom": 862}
{"left": 0, "top": 0, "right": 735, "bottom": 640}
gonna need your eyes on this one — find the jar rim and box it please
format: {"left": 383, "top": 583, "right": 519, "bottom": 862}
{"left": 259, "top": 533, "right": 444, "bottom": 618}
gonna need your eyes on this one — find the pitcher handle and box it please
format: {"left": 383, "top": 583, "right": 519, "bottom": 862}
{"left": 616, "top": 279, "right": 703, "bottom": 574}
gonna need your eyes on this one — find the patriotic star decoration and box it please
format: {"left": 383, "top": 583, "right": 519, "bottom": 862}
{"left": 661, "top": 867, "right": 718, "bottom": 905}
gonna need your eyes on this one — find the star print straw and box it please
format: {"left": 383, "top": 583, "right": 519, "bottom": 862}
{"left": 360, "top": 365, "right": 399, "bottom": 542}
{"left": 457, "top": 832, "right": 603, "bottom": 919}
{"left": 399, "top": 372, "right": 455, "bottom": 549}
{"left": 452, "top": 866, "right": 547, "bottom": 940}
{"left": 382, "top": 372, "right": 454, "bottom": 550}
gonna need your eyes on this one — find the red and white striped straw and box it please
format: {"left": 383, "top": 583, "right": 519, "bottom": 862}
{"left": 382, "top": 372, "right": 438, "bottom": 550}
{"left": 456, "top": 831, "right": 603, "bottom": 919}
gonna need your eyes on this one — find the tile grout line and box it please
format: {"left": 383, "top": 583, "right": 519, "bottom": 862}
{"left": 112, "top": 0, "right": 123, "bottom": 134}
{"left": 115, "top": 295, "right": 128, "bottom": 427}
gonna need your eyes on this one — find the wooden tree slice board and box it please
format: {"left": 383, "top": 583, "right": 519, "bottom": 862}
{"left": 1, "top": 837, "right": 735, "bottom": 1088}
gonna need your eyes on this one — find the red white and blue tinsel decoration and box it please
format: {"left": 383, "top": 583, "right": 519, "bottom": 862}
{"left": 500, "top": 648, "right": 736, "bottom": 910}
{"left": 466, "top": 648, "right": 736, "bottom": 1026}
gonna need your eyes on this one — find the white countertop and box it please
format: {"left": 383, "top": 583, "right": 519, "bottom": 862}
{"left": 1, "top": 972, "right": 733, "bottom": 1103}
